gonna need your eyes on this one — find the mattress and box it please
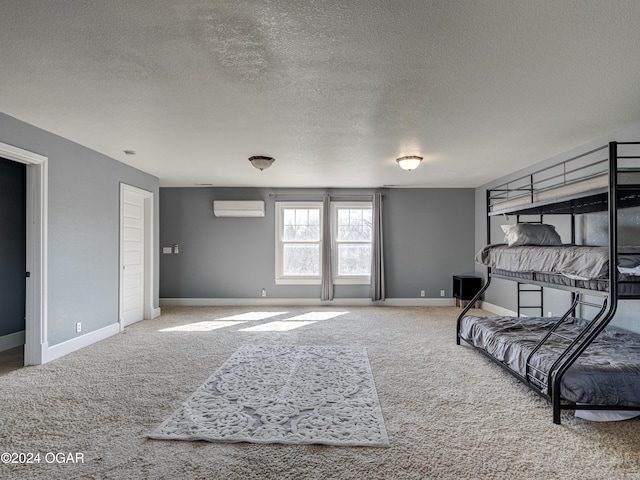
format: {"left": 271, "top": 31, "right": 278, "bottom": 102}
{"left": 459, "top": 315, "right": 640, "bottom": 406}
{"left": 489, "top": 170, "right": 640, "bottom": 213}
{"left": 476, "top": 244, "right": 640, "bottom": 281}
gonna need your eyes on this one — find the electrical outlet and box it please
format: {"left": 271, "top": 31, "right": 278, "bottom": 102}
{"left": 548, "top": 311, "right": 552, "bottom": 317}
{"left": 440, "top": 290, "right": 445, "bottom": 297}
{"left": 162, "top": 247, "right": 172, "bottom": 254}
{"left": 420, "top": 290, "right": 425, "bottom": 297}
{"left": 261, "top": 288, "right": 267, "bottom": 297}
{"left": 76, "top": 322, "right": 82, "bottom": 333}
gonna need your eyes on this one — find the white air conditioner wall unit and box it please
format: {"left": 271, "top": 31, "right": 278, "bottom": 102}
{"left": 213, "top": 200, "right": 265, "bottom": 217}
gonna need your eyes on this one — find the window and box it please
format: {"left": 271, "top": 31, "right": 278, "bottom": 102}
{"left": 332, "top": 202, "right": 372, "bottom": 284}
{"left": 275, "top": 201, "right": 373, "bottom": 285}
{"left": 275, "top": 202, "right": 322, "bottom": 284}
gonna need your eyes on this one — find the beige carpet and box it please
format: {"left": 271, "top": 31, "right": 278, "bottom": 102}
{"left": 0, "top": 306, "right": 639, "bottom": 479}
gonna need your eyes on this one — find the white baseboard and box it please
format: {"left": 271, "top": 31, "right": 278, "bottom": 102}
{"left": 43, "top": 323, "right": 121, "bottom": 364}
{"left": 382, "top": 298, "right": 456, "bottom": 307}
{"left": 0, "top": 330, "right": 25, "bottom": 352}
{"left": 160, "top": 297, "right": 457, "bottom": 307}
{"left": 480, "top": 301, "right": 517, "bottom": 317}
{"left": 41, "top": 309, "right": 161, "bottom": 364}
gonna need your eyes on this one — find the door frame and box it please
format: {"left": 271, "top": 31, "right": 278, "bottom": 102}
{"left": 0, "top": 142, "right": 47, "bottom": 366}
{"left": 119, "top": 183, "right": 155, "bottom": 331}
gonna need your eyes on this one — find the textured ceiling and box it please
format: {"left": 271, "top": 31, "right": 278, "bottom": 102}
{"left": 2, "top": 1, "right": 640, "bottom": 188}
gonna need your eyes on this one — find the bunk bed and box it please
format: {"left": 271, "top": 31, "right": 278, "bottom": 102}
{"left": 456, "top": 141, "right": 640, "bottom": 424}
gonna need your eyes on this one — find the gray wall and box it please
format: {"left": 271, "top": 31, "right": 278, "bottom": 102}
{"left": 160, "top": 187, "right": 476, "bottom": 300}
{"left": 0, "top": 158, "right": 26, "bottom": 337}
{"left": 474, "top": 122, "right": 640, "bottom": 332}
{"left": 0, "top": 112, "right": 160, "bottom": 346}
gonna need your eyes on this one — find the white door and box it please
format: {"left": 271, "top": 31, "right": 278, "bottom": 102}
{"left": 120, "top": 186, "right": 146, "bottom": 326}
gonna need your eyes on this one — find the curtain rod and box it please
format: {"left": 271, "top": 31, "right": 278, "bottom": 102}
{"left": 268, "top": 193, "right": 385, "bottom": 199}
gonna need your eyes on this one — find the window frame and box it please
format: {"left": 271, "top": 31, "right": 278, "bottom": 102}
{"left": 331, "top": 201, "right": 373, "bottom": 285}
{"left": 274, "top": 201, "right": 323, "bottom": 285}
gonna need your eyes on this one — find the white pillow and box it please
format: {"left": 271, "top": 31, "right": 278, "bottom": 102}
{"left": 501, "top": 223, "right": 562, "bottom": 246}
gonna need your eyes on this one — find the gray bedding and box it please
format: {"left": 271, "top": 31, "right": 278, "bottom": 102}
{"left": 459, "top": 315, "right": 640, "bottom": 406}
{"left": 476, "top": 244, "right": 640, "bottom": 280}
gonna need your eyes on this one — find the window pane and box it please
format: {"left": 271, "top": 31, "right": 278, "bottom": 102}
{"left": 295, "top": 209, "right": 308, "bottom": 225}
{"left": 309, "top": 209, "right": 320, "bottom": 226}
{"left": 283, "top": 208, "right": 320, "bottom": 241}
{"left": 283, "top": 244, "right": 320, "bottom": 276}
{"left": 336, "top": 208, "right": 372, "bottom": 241}
{"left": 337, "top": 244, "right": 371, "bottom": 275}
{"left": 283, "top": 208, "right": 295, "bottom": 226}
{"left": 338, "top": 209, "right": 349, "bottom": 225}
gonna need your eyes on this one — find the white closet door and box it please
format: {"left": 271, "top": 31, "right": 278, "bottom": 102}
{"left": 120, "top": 187, "right": 145, "bottom": 326}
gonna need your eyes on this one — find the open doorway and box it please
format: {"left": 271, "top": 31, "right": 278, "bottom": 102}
{"left": 0, "top": 157, "right": 26, "bottom": 372}
{"left": 0, "top": 142, "right": 47, "bottom": 366}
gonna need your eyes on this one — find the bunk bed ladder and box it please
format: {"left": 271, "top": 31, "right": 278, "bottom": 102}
{"left": 516, "top": 215, "right": 544, "bottom": 318}
{"left": 524, "top": 294, "right": 608, "bottom": 394}
{"left": 517, "top": 283, "right": 543, "bottom": 318}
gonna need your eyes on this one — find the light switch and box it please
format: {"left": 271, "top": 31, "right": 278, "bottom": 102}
{"left": 162, "top": 247, "right": 172, "bottom": 254}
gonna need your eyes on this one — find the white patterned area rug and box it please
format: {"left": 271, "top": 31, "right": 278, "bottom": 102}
{"left": 148, "top": 344, "right": 389, "bottom": 447}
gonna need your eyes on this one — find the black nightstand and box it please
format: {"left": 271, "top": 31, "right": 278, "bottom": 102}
{"left": 453, "top": 275, "right": 483, "bottom": 308}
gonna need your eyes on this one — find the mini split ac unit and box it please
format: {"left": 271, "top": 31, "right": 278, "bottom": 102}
{"left": 213, "top": 200, "right": 265, "bottom": 217}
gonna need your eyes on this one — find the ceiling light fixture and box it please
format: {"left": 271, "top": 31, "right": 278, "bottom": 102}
{"left": 396, "top": 155, "right": 423, "bottom": 171}
{"left": 249, "top": 155, "right": 275, "bottom": 171}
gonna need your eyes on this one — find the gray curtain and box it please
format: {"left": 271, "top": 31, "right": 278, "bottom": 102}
{"left": 371, "top": 192, "right": 385, "bottom": 301}
{"left": 320, "top": 193, "right": 333, "bottom": 301}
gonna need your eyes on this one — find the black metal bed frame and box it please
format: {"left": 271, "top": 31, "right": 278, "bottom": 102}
{"left": 456, "top": 141, "right": 640, "bottom": 424}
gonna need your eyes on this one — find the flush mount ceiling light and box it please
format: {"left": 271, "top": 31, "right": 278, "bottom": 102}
{"left": 249, "top": 155, "right": 275, "bottom": 171}
{"left": 396, "top": 155, "right": 423, "bottom": 171}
